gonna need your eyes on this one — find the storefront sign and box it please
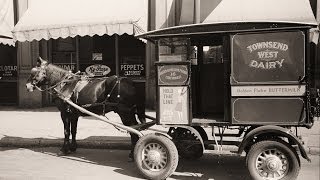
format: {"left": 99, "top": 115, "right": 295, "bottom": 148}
{"left": 232, "top": 31, "right": 305, "bottom": 83}
{"left": 158, "top": 65, "right": 188, "bottom": 85}
{"left": 85, "top": 64, "right": 111, "bottom": 76}
{"left": 231, "top": 85, "right": 306, "bottom": 96}
{"left": 120, "top": 63, "right": 144, "bottom": 76}
{"left": 54, "top": 63, "right": 76, "bottom": 72}
{"left": 0, "top": 65, "right": 17, "bottom": 81}
{"left": 159, "top": 86, "right": 189, "bottom": 124}
{"left": 92, "top": 53, "right": 102, "bottom": 61}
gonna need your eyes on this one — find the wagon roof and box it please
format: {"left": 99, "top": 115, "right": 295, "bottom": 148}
{"left": 137, "top": 0, "right": 318, "bottom": 40}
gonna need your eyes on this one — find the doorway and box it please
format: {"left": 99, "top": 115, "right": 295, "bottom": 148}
{"left": 191, "top": 37, "right": 225, "bottom": 120}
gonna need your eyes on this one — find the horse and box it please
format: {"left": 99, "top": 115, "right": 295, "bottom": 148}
{"left": 26, "top": 57, "right": 146, "bottom": 158}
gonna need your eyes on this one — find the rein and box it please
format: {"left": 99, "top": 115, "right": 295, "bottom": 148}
{"left": 34, "top": 79, "right": 75, "bottom": 92}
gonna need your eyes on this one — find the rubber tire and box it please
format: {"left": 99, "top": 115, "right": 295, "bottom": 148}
{"left": 246, "top": 140, "right": 300, "bottom": 180}
{"left": 134, "top": 133, "right": 179, "bottom": 180}
{"left": 192, "top": 126, "right": 208, "bottom": 148}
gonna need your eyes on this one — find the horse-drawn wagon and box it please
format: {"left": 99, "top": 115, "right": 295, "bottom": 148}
{"left": 131, "top": 15, "right": 320, "bottom": 180}
{"left": 24, "top": 6, "right": 320, "bottom": 180}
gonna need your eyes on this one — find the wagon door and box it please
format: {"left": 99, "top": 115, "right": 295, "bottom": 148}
{"left": 230, "top": 31, "right": 307, "bottom": 125}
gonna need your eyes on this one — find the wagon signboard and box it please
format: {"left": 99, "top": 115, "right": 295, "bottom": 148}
{"left": 159, "top": 86, "right": 189, "bottom": 124}
{"left": 158, "top": 65, "right": 188, "bottom": 85}
{"left": 231, "top": 31, "right": 305, "bottom": 83}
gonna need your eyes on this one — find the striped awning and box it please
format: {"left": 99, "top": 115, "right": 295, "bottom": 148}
{"left": 0, "top": 0, "right": 14, "bottom": 46}
{"left": 13, "top": 0, "right": 147, "bottom": 42}
{"left": 203, "top": 0, "right": 317, "bottom": 25}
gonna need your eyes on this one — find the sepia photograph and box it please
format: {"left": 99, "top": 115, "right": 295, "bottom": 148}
{"left": 0, "top": 0, "right": 319, "bottom": 179}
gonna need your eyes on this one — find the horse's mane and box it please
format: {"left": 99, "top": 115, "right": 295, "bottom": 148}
{"left": 46, "top": 63, "right": 70, "bottom": 85}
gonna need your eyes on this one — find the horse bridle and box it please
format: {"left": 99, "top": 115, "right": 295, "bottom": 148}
{"left": 30, "top": 64, "right": 72, "bottom": 92}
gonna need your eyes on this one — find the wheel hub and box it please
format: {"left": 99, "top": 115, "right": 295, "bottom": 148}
{"left": 266, "top": 157, "right": 281, "bottom": 171}
{"left": 142, "top": 142, "right": 168, "bottom": 171}
{"left": 256, "top": 149, "right": 289, "bottom": 179}
{"left": 147, "top": 150, "right": 161, "bottom": 164}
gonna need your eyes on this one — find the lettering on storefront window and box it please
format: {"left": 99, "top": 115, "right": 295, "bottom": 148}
{"left": 120, "top": 63, "right": 145, "bottom": 76}
{"left": 55, "top": 63, "right": 76, "bottom": 72}
{"left": 0, "top": 65, "right": 17, "bottom": 80}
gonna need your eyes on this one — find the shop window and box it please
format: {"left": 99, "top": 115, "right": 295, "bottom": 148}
{"left": 119, "top": 34, "right": 146, "bottom": 78}
{"left": 51, "top": 37, "right": 76, "bottom": 72}
{"left": 78, "top": 35, "right": 116, "bottom": 76}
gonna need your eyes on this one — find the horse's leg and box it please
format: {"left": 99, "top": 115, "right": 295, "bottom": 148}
{"left": 70, "top": 114, "right": 79, "bottom": 152}
{"left": 118, "top": 109, "right": 139, "bottom": 159}
{"left": 60, "top": 110, "right": 71, "bottom": 154}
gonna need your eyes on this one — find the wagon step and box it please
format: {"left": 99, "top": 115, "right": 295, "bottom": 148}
{"left": 130, "top": 120, "right": 156, "bottom": 131}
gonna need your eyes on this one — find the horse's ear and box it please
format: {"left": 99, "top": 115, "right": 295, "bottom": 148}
{"left": 37, "top": 57, "right": 47, "bottom": 67}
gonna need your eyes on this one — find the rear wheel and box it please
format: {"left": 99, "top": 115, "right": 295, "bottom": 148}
{"left": 246, "top": 140, "right": 300, "bottom": 180}
{"left": 168, "top": 126, "right": 206, "bottom": 159}
{"left": 134, "top": 133, "right": 178, "bottom": 180}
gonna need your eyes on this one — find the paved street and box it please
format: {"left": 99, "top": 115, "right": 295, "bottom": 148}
{"left": 0, "top": 147, "right": 319, "bottom": 180}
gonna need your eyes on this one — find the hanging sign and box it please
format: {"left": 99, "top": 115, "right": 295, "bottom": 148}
{"left": 231, "top": 31, "right": 305, "bottom": 83}
{"left": 159, "top": 86, "right": 189, "bottom": 124}
{"left": 158, "top": 65, "right": 188, "bottom": 85}
{"left": 85, "top": 64, "right": 111, "bottom": 76}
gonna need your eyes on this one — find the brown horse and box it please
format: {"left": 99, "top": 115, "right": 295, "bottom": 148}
{"left": 26, "top": 57, "right": 145, "bottom": 158}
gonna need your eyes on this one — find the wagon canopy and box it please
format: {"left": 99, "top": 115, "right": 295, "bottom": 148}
{"left": 13, "top": 0, "right": 148, "bottom": 42}
{"left": 137, "top": 0, "right": 318, "bottom": 40}
{"left": 0, "top": 0, "right": 14, "bottom": 46}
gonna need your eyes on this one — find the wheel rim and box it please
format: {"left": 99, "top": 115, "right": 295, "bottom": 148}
{"left": 255, "top": 148, "right": 289, "bottom": 180}
{"left": 142, "top": 142, "right": 168, "bottom": 171}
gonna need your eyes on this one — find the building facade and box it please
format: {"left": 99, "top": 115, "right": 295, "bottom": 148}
{"left": 0, "top": 0, "right": 319, "bottom": 109}
{"left": 11, "top": 0, "right": 147, "bottom": 108}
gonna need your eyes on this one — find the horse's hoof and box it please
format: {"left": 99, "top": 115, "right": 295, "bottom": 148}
{"left": 59, "top": 149, "right": 71, "bottom": 156}
{"left": 58, "top": 151, "right": 68, "bottom": 156}
{"left": 70, "top": 144, "right": 77, "bottom": 152}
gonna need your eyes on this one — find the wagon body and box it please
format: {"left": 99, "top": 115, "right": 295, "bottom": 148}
{"left": 134, "top": 18, "right": 319, "bottom": 179}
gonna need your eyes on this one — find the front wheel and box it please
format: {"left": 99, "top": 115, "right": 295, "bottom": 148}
{"left": 246, "top": 140, "right": 300, "bottom": 180}
{"left": 134, "top": 133, "right": 179, "bottom": 180}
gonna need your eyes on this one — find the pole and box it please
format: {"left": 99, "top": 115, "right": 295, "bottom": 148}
{"left": 115, "top": 34, "right": 119, "bottom": 76}
{"left": 194, "top": 0, "right": 200, "bottom": 24}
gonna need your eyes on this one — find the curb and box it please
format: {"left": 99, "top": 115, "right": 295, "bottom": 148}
{"left": 1, "top": 136, "right": 319, "bottom": 155}
{"left": 0, "top": 137, "right": 131, "bottom": 150}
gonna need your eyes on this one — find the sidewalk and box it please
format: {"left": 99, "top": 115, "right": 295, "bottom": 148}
{"left": 0, "top": 106, "right": 319, "bottom": 155}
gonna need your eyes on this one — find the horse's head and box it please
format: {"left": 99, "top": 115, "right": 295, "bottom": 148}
{"left": 26, "top": 57, "right": 49, "bottom": 92}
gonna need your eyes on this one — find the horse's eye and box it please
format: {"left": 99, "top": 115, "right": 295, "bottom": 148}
{"left": 30, "top": 67, "right": 38, "bottom": 75}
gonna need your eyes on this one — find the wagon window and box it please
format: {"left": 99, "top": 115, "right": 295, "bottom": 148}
{"left": 158, "top": 38, "right": 190, "bottom": 62}
{"left": 203, "top": 45, "right": 223, "bottom": 64}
